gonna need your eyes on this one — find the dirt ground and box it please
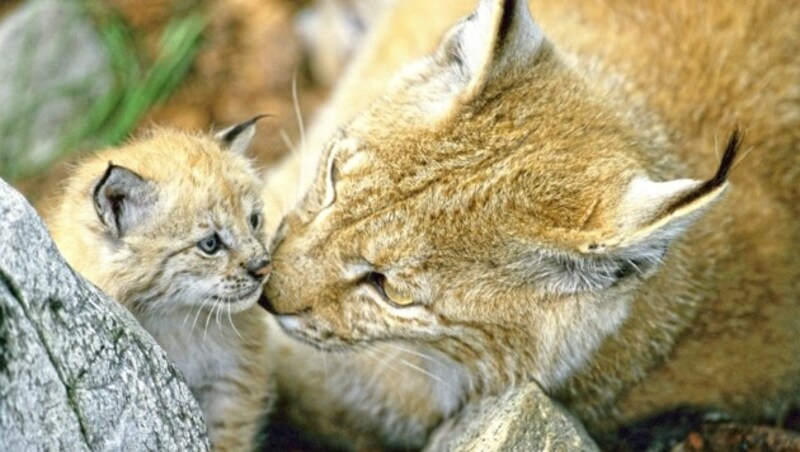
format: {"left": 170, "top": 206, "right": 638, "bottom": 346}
{"left": 14, "top": 0, "right": 326, "bottom": 203}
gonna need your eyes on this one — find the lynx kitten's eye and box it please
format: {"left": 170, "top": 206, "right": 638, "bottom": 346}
{"left": 367, "top": 272, "right": 415, "bottom": 307}
{"left": 198, "top": 233, "right": 222, "bottom": 255}
{"left": 250, "top": 213, "right": 261, "bottom": 230}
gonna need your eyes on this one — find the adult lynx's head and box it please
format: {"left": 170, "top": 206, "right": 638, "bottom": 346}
{"left": 50, "top": 118, "right": 271, "bottom": 317}
{"left": 265, "top": 0, "right": 739, "bottom": 392}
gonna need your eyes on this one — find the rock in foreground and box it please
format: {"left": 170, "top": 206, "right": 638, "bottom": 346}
{"left": 426, "top": 382, "right": 599, "bottom": 451}
{"left": 0, "top": 179, "right": 208, "bottom": 450}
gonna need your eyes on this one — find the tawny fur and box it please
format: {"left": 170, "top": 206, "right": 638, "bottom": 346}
{"left": 262, "top": 0, "right": 799, "bottom": 448}
{"left": 46, "top": 128, "right": 275, "bottom": 451}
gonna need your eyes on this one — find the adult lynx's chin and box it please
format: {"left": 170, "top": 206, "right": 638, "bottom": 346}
{"left": 263, "top": 0, "right": 800, "bottom": 448}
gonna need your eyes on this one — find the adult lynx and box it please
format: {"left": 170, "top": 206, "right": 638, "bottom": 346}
{"left": 263, "top": 0, "right": 800, "bottom": 448}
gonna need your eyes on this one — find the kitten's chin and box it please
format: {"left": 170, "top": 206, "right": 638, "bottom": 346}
{"left": 213, "top": 288, "right": 262, "bottom": 313}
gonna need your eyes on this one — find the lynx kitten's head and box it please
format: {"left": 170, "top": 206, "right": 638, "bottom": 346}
{"left": 51, "top": 118, "right": 271, "bottom": 316}
{"left": 266, "top": 0, "right": 739, "bottom": 392}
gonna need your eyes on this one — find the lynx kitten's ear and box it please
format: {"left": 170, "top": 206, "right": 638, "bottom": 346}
{"left": 215, "top": 114, "right": 270, "bottom": 154}
{"left": 93, "top": 163, "right": 157, "bottom": 238}
{"left": 439, "top": 0, "right": 545, "bottom": 98}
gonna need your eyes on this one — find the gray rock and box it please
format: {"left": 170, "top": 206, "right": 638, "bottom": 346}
{"left": 425, "top": 383, "right": 599, "bottom": 452}
{"left": 0, "top": 179, "right": 209, "bottom": 451}
{"left": 0, "top": 0, "right": 113, "bottom": 180}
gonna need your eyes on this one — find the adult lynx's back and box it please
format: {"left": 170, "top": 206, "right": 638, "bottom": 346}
{"left": 263, "top": 0, "right": 800, "bottom": 448}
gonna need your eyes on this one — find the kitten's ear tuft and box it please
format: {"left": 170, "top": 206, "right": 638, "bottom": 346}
{"left": 93, "top": 163, "right": 157, "bottom": 238}
{"left": 439, "top": 0, "right": 545, "bottom": 97}
{"left": 215, "top": 114, "right": 270, "bottom": 154}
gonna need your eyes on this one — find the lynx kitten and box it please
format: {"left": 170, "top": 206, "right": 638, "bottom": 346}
{"left": 47, "top": 118, "right": 275, "bottom": 451}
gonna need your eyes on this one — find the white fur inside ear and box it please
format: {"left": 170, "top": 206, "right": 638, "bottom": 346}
{"left": 457, "top": 0, "right": 497, "bottom": 77}
{"left": 456, "top": 0, "right": 544, "bottom": 85}
{"left": 612, "top": 176, "right": 722, "bottom": 250}
{"left": 621, "top": 177, "right": 700, "bottom": 218}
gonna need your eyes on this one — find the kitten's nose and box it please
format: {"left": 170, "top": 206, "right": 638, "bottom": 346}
{"left": 246, "top": 257, "right": 272, "bottom": 280}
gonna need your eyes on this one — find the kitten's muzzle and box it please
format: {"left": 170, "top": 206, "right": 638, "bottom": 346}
{"left": 246, "top": 257, "right": 272, "bottom": 280}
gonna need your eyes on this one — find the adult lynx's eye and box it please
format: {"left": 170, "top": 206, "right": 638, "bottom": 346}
{"left": 250, "top": 213, "right": 261, "bottom": 230}
{"left": 366, "top": 272, "right": 415, "bottom": 307}
{"left": 198, "top": 233, "right": 222, "bottom": 255}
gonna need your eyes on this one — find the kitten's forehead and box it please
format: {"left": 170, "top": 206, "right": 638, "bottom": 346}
{"left": 124, "top": 138, "right": 263, "bottom": 236}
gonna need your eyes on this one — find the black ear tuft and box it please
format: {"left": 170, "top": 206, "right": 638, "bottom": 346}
{"left": 712, "top": 127, "right": 742, "bottom": 186}
{"left": 496, "top": 0, "right": 517, "bottom": 47}
{"left": 93, "top": 162, "right": 156, "bottom": 238}
{"left": 661, "top": 128, "right": 743, "bottom": 218}
{"left": 215, "top": 114, "right": 271, "bottom": 154}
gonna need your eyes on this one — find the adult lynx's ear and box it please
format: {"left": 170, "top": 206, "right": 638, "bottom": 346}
{"left": 540, "top": 131, "right": 743, "bottom": 294}
{"left": 215, "top": 114, "right": 270, "bottom": 154}
{"left": 437, "top": 0, "right": 545, "bottom": 99}
{"left": 582, "top": 130, "right": 742, "bottom": 255}
{"left": 93, "top": 163, "right": 157, "bottom": 238}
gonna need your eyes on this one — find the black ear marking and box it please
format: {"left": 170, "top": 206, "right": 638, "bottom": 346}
{"left": 215, "top": 114, "right": 271, "bottom": 154}
{"left": 93, "top": 162, "right": 155, "bottom": 238}
{"left": 496, "top": 0, "right": 516, "bottom": 48}
{"left": 663, "top": 128, "right": 743, "bottom": 215}
{"left": 710, "top": 127, "right": 742, "bottom": 186}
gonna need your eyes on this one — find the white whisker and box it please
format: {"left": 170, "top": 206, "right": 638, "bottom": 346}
{"left": 361, "top": 346, "right": 396, "bottom": 394}
{"left": 397, "top": 357, "right": 451, "bottom": 389}
{"left": 182, "top": 308, "right": 193, "bottom": 327}
{"left": 203, "top": 303, "right": 216, "bottom": 341}
{"left": 215, "top": 299, "right": 222, "bottom": 331}
{"left": 370, "top": 343, "right": 454, "bottom": 390}
{"left": 732, "top": 145, "right": 756, "bottom": 170}
{"left": 385, "top": 343, "right": 442, "bottom": 366}
{"left": 227, "top": 301, "right": 244, "bottom": 340}
{"left": 191, "top": 296, "right": 212, "bottom": 334}
{"left": 280, "top": 129, "right": 297, "bottom": 155}
{"left": 292, "top": 71, "right": 307, "bottom": 204}
{"left": 366, "top": 345, "right": 403, "bottom": 376}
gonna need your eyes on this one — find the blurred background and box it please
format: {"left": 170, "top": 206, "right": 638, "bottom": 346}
{"left": 0, "top": 0, "right": 375, "bottom": 205}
